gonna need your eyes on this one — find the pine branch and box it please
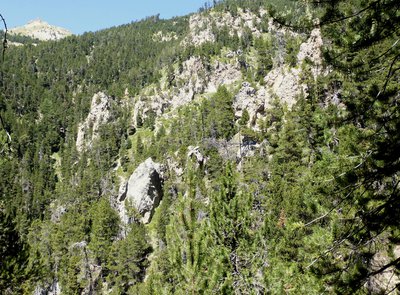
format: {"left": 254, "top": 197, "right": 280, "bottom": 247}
{"left": 377, "top": 53, "right": 400, "bottom": 98}
{"left": 367, "top": 257, "right": 400, "bottom": 281}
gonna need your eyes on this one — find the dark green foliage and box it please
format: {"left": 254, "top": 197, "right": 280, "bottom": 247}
{"left": 107, "top": 222, "right": 152, "bottom": 294}
{"left": 0, "top": 207, "right": 28, "bottom": 293}
{"left": 238, "top": 108, "right": 249, "bottom": 126}
{"left": 254, "top": 37, "right": 274, "bottom": 82}
{"left": 88, "top": 198, "right": 120, "bottom": 264}
{"left": 143, "top": 110, "right": 157, "bottom": 131}
{"left": 312, "top": 0, "right": 400, "bottom": 292}
{"left": 284, "top": 35, "right": 302, "bottom": 67}
{"left": 204, "top": 85, "right": 235, "bottom": 140}
{"left": 208, "top": 163, "right": 258, "bottom": 292}
{"left": 135, "top": 133, "right": 144, "bottom": 159}
{"left": 1, "top": 0, "right": 400, "bottom": 293}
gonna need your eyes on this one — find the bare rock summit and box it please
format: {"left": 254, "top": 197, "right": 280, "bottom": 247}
{"left": 9, "top": 19, "right": 72, "bottom": 41}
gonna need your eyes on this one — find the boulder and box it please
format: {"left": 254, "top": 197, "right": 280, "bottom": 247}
{"left": 119, "top": 158, "right": 163, "bottom": 224}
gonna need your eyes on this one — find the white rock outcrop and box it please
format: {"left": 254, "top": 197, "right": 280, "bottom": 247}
{"left": 297, "top": 28, "right": 323, "bottom": 64}
{"left": 186, "top": 14, "right": 215, "bottom": 46}
{"left": 297, "top": 28, "right": 324, "bottom": 76}
{"left": 264, "top": 67, "right": 303, "bottom": 108}
{"left": 171, "top": 57, "right": 208, "bottom": 108}
{"left": 234, "top": 82, "right": 267, "bottom": 126}
{"left": 34, "top": 281, "right": 60, "bottom": 295}
{"left": 152, "top": 30, "right": 178, "bottom": 42}
{"left": 205, "top": 60, "right": 242, "bottom": 93}
{"left": 131, "top": 12, "right": 324, "bottom": 135}
{"left": 118, "top": 158, "right": 163, "bottom": 224}
{"left": 184, "top": 8, "right": 265, "bottom": 47}
{"left": 187, "top": 146, "right": 207, "bottom": 169}
{"left": 76, "top": 92, "right": 112, "bottom": 152}
{"left": 132, "top": 56, "right": 242, "bottom": 123}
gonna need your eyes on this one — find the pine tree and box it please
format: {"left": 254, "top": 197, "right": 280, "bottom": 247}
{"left": 107, "top": 222, "right": 152, "bottom": 294}
{"left": 207, "top": 85, "right": 235, "bottom": 140}
{"left": 270, "top": 0, "right": 400, "bottom": 292}
{"left": 164, "top": 170, "right": 210, "bottom": 294}
{"left": 208, "top": 163, "right": 259, "bottom": 293}
{"left": 0, "top": 205, "right": 28, "bottom": 293}
{"left": 315, "top": 1, "right": 400, "bottom": 292}
{"left": 88, "top": 198, "right": 119, "bottom": 265}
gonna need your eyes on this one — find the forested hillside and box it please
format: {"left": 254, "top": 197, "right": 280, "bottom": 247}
{"left": 0, "top": 0, "right": 399, "bottom": 294}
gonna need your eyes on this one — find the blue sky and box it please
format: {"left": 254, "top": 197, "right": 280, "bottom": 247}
{"left": 1, "top": 0, "right": 208, "bottom": 34}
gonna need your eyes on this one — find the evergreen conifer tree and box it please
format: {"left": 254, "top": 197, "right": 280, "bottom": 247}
{"left": 164, "top": 170, "right": 210, "bottom": 294}
{"left": 88, "top": 198, "right": 119, "bottom": 265}
{"left": 208, "top": 163, "right": 258, "bottom": 293}
{"left": 107, "top": 222, "right": 151, "bottom": 294}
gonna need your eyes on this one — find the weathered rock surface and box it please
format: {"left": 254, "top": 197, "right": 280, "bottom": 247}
{"left": 234, "top": 82, "right": 267, "bottom": 126}
{"left": 297, "top": 28, "right": 323, "bottom": 76}
{"left": 297, "top": 29, "right": 322, "bottom": 64}
{"left": 171, "top": 57, "right": 208, "bottom": 108}
{"left": 118, "top": 158, "right": 163, "bottom": 224}
{"left": 366, "top": 245, "right": 400, "bottom": 294}
{"left": 76, "top": 92, "right": 112, "bottom": 152}
{"left": 185, "top": 14, "right": 215, "bottom": 46}
{"left": 131, "top": 9, "right": 324, "bottom": 135}
{"left": 264, "top": 67, "right": 303, "bottom": 108}
{"left": 152, "top": 30, "right": 178, "bottom": 42}
{"left": 205, "top": 60, "right": 242, "bottom": 93}
{"left": 34, "top": 281, "right": 60, "bottom": 295}
{"left": 132, "top": 56, "right": 242, "bottom": 125}
{"left": 49, "top": 201, "right": 67, "bottom": 223}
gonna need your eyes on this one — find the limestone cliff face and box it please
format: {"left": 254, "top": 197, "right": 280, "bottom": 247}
{"left": 297, "top": 28, "right": 324, "bottom": 75}
{"left": 76, "top": 92, "right": 112, "bottom": 152}
{"left": 9, "top": 19, "right": 72, "bottom": 41}
{"left": 129, "top": 9, "right": 324, "bottom": 133}
{"left": 131, "top": 56, "right": 242, "bottom": 128}
{"left": 73, "top": 7, "right": 326, "bottom": 231}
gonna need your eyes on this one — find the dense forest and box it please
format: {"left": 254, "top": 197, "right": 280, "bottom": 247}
{"left": 0, "top": 0, "right": 399, "bottom": 294}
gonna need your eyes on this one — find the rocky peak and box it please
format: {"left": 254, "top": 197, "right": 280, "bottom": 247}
{"left": 9, "top": 19, "right": 72, "bottom": 41}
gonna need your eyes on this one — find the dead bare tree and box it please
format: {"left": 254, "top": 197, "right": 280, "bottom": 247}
{"left": 0, "top": 13, "right": 7, "bottom": 61}
{"left": 0, "top": 13, "right": 11, "bottom": 153}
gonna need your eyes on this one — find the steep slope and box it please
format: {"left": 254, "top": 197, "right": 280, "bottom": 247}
{"left": 0, "top": 5, "right": 329, "bottom": 294}
{"left": 0, "top": 0, "right": 399, "bottom": 294}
